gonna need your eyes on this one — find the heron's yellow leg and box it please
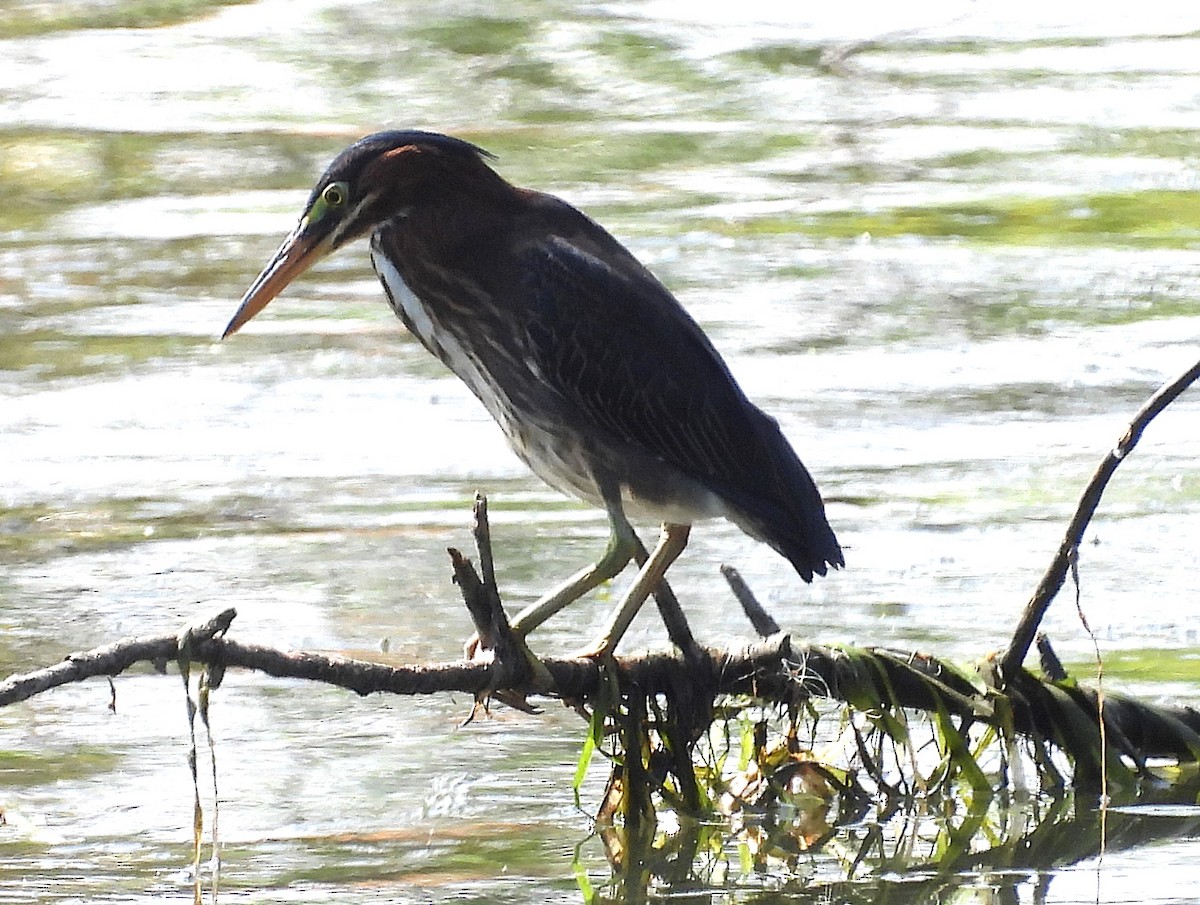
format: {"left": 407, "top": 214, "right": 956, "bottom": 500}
{"left": 571, "top": 522, "right": 691, "bottom": 659}
{"left": 509, "top": 497, "right": 638, "bottom": 636}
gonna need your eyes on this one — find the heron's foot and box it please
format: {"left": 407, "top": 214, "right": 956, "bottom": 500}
{"left": 514, "top": 634, "right": 556, "bottom": 692}
{"left": 463, "top": 631, "right": 481, "bottom": 660}
{"left": 464, "top": 628, "right": 523, "bottom": 660}
{"left": 462, "top": 618, "right": 531, "bottom": 654}
{"left": 465, "top": 628, "right": 554, "bottom": 694}
{"left": 566, "top": 635, "right": 616, "bottom": 661}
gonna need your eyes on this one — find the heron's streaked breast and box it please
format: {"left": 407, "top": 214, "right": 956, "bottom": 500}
{"left": 370, "top": 239, "right": 535, "bottom": 451}
{"left": 368, "top": 236, "right": 729, "bottom": 530}
{"left": 370, "top": 242, "right": 441, "bottom": 354}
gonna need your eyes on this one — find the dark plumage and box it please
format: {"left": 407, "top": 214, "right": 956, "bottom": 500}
{"left": 224, "top": 130, "right": 842, "bottom": 655}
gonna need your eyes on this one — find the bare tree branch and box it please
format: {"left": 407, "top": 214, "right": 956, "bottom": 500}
{"left": 4, "top": 613, "right": 1198, "bottom": 774}
{"left": 720, "top": 564, "right": 781, "bottom": 636}
{"left": 999, "top": 354, "right": 1200, "bottom": 683}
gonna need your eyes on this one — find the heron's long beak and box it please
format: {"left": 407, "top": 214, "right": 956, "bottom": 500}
{"left": 222, "top": 221, "right": 326, "bottom": 339}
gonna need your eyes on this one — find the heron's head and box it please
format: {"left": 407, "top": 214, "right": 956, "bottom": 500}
{"left": 222, "top": 130, "right": 496, "bottom": 338}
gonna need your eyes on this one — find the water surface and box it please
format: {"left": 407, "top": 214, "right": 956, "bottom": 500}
{"left": 2, "top": 1, "right": 1199, "bottom": 902}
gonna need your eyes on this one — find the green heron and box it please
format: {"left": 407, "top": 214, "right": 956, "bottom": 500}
{"left": 223, "top": 130, "right": 842, "bottom": 657}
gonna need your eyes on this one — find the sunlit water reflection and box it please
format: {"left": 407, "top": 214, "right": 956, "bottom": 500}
{"left": 2, "top": 1, "right": 1199, "bottom": 902}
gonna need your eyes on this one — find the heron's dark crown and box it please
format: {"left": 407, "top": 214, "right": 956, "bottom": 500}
{"left": 305, "top": 130, "right": 511, "bottom": 250}
{"left": 311, "top": 131, "right": 493, "bottom": 203}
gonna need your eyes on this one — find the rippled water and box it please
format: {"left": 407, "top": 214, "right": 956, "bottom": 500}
{"left": 2, "top": 1, "right": 1200, "bottom": 902}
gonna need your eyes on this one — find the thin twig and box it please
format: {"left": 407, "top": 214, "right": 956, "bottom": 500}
{"left": 1035, "top": 634, "right": 1067, "bottom": 682}
{"left": 449, "top": 547, "right": 498, "bottom": 649}
{"left": 456, "top": 495, "right": 557, "bottom": 702}
{"left": 472, "top": 491, "right": 498, "bottom": 593}
{"left": 720, "top": 564, "right": 781, "bottom": 636}
{"left": 999, "top": 354, "right": 1200, "bottom": 683}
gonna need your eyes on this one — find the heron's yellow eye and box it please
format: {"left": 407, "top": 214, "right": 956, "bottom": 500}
{"left": 305, "top": 180, "right": 351, "bottom": 229}
{"left": 322, "top": 182, "right": 348, "bottom": 207}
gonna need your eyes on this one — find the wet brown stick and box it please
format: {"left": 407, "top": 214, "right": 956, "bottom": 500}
{"left": 720, "top": 564, "right": 781, "bottom": 637}
{"left": 6, "top": 619, "right": 1198, "bottom": 764}
{"left": 451, "top": 493, "right": 552, "bottom": 703}
{"left": 999, "top": 354, "right": 1200, "bottom": 684}
{"left": 452, "top": 492, "right": 511, "bottom": 653}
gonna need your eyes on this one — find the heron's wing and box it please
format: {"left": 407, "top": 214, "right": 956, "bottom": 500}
{"left": 517, "top": 236, "right": 752, "bottom": 477}
{"left": 511, "top": 226, "right": 841, "bottom": 576}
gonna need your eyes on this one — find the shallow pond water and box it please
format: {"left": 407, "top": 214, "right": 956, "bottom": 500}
{"left": 2, "top": 1, "right": 1199, "bottom": 902}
